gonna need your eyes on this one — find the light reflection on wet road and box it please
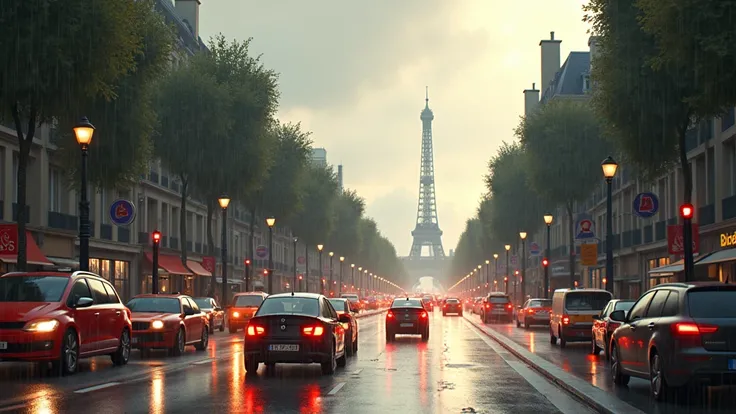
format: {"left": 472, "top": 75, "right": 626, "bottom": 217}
{"left": 0, "top": 311, "right": 592, "bottom": 413}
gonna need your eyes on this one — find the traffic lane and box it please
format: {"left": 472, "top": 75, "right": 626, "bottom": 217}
{"left": 487, "top": 322, "right": 736, "bottom": 413}
{"left": 0, "top": 330, "right": 243, "bottom": 403}
{"left": 14, "top": 314, "right": 385, "bottom": 414}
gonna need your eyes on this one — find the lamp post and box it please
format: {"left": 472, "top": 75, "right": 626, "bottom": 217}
{"left": 601, "top": 156, "right": 618, "bottom": 296}
{"left": 74, "top": 117, "right": 95, "bottom": 271}
{"left": 328, "top": 252, "right": 334, "bottom": 296}
{"left": 484, "top": 260, "right": 490, "bottom": 291}
{"left": 519, "top": 232, "right": 527, "bottom": 306}
{"left": 339, "top": 257, "right": 345, "bottom": 295}
{"left": 151, "top": 230, "right": 161, "bottom": 293}
{"left": 292, "top": 237, "right": 298, "bottom": 293}
{"left": 363, "top": 269, "right": 368, "bottom": 296}
{"left": 504, "top": 244, "right": 511, "bottom": 294}
{"left": 265, "top": 217, "right": 276, "bottom": 294}
{"left": 543, "top": 214, "right": 553, "bottom": 299}
{"left": 218, "top": 195, "right": 231, "bottom": 305}
{"left": 317, "top": 244, "right": 324, "bottom": 294}
{"left": 350, "top": 264, "right": 355, "bottom": 292}
{"left": 358, "top": 266, "right": 363, "bottom": 295}
{"left": 492, "top": 253, "right": 499, "bottom": 290}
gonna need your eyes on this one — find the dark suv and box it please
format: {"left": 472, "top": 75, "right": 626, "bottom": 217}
{"left": 608, "top": 282, "right": 736, "bottom": 401}
{"left": 481, "top": 293, "right": 513, "bottom": 323}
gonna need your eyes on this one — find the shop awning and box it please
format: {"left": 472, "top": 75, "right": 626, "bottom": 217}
{"left": 648, "top": 260, "right": 684, "bottom": 276}
{"left": 696, "top": 249, "right": 736, "bottom": 266}
{"left": 186, "top": 260, "right": 212, "bottom": 277}
{"left": 215, "top": 278, "right": 243, "bottom": 284}
{"left": 0, "top": 225, "right": 53, "bottom": 266}
{"left": 47, "top": 256, "right": 80, "bottom": 269}
{"left": 145, "top": 253, "right": 192, "bottom": 275}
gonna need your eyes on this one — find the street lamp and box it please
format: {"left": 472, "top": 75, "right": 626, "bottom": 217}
{"left": 74, "top": 116, "right": 95, "bottom": 271}
{"left": 339, "top": 256, "right": 345, "bottom": 295}
{"left": 601, "top": 156, "right": 618, "bottom": 296}
{"left": 492, "top": 253, "right": 499, "bottom": 289}
{"left": 543, "top": 214, "right": 553, "bottom": 299}
{"left": 504, "top": 244, "right": 511, "bottom": 294}
{"left": 292, "top": 237, "right": 298, "bottom": 293}
{"left": 350, "top": 264, "right": 355, "bottom": 292}
{"left": 485, "top": 259, "right": 490, "bottom": 290}
{"left": 363, "top": 269, "right": 368, "bottom": 296}
{"left": 328, "top": 252, "right": 334, "bottom": 296}
{"left": 519, "top": 232, "right": 527, "bottom": 306}
{"left": 265, "top": 217, "right": 276, "bottom": 294}
{"left": 317, "top": 244, "right": 324, "bottom": 294}
{"left": 218, "top": 195, "right": 231, "bottom": 305}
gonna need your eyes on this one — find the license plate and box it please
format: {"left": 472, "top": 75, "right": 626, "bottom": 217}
{"left": 269, "top": 344, "right": 299, "bottom": 352}
{"left": 729, "top": 359, "right": 736, "bottom": 371}
{"left": 0, "top": 342, "right": 6, "bottom": 350}
{"left": 131, "top": 337, "right": 138, "bottom": 344}
{"left": 400, "top": 323, "right": 414, "bottom": 327}
{"left": 577, "top": 331, "right": 587, "bottom": 337}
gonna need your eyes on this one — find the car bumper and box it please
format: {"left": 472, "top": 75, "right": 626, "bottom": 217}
{"left": 244, "top": 340, "right": 330, "bottom": 364}
{"left": 524, "top": 314, "right": 550, "bottom": 324}
{"left": 560, "top": 326, "right": 591, "bottom": 341}
{"left": 667, "top": 350, "right": 736, "bottom": 387}
{"left": 131, "top": 330, "right": 175, "bottom": 349}
{"left": 443, "top": 307, "right": 462, "bottom": 313}
{"left": 0, "top": 329, "right": 59, "bottom": 361}
{"left": 386, "top": 321, "right": 428, "bottom": 335}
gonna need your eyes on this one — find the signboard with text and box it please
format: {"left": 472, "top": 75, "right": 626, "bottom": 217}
{"left": 580, "top": 244, "right": 598, "bottom": 266}
{"left": 667, "top": 224, "right": 700, "bottom": 255}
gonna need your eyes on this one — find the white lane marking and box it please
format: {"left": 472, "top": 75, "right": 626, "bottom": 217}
{"left": 74, "top": 382, "right": 121, "bottom": 394}
{"left": 464, "top": 320, "right": 595, "bottom": 414}
{"left": 0, "top": 404, "right": 27, "bottom": 412}
{"left": 192, "top": 358, "right": 215, "bottom": 365}
{"left": 327, "top": 382, "right": 346, "bottom": 395}
{"left": 352, "top": 368, "right": 363, "bottom": 375}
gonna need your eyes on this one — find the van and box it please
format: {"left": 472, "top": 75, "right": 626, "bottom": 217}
{"left": 550, "top": 288, "right": 612, "bottom": 348}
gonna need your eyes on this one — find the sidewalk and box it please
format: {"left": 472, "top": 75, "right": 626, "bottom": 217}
{"left": 464, "top": 314, "right": 644, "bottom": 414}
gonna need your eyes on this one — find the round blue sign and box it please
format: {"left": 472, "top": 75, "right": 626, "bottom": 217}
{"left": 633, "top": 192, "right": 659, "bottom": 218}
{"left": 109, "top": 199, "right": 136, "bottom": 226}
{"left": 256, "top": 245, "right": 268, "bottom": 259}
{"left": 529, "top": 242, "right": 541, "bottom": 255}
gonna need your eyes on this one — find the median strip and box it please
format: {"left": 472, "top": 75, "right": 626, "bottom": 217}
{"left": 463, "top": 314, "right": 644, "bottom": 414}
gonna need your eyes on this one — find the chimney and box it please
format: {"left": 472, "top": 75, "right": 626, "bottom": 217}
{"left": 588, "top": 36, "right": 600, "bottom": 71}
{"left": 539, "top": 31, "right": 562, "bottom": 92}
{"left": 175, "top": 0, "right": 200, "bottom": 38}
{"left": 523, "top": 83, "right": 540, "bottom": 116}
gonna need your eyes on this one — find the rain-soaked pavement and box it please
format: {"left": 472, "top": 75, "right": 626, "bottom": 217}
{"left": 469, "top": 312, "right": 736, "bottom": 414}
{"left": 0, "top": 311, "right": 594, "bottom": 413}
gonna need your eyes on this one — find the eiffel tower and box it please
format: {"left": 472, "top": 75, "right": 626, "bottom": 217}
{"left": 409, "top": 87, "right": 445, "bottom": 258}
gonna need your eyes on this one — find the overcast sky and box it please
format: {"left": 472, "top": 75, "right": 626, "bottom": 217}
{"left": 199, "top": 0, "right": 591, "bottom": 255}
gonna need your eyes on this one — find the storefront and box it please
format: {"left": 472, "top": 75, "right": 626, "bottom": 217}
{"left": 185, "top": 259, "right": 212, "bottom": 297}
{"left": 549, "top": 261, "right": 580, "bottom": 292}
{"left": 141, "top": 252, "right": 193, "bottom": 295}
{"left": 0, "top": 225, "right": 53, "bottom": 272}
{"left": 693, "top": 227, "right": 736, "bottom": 282}
{"left": 89, "top": 258, "right": 131, "bottom": 302}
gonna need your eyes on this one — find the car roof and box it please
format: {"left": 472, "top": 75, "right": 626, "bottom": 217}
{"left": 268, "top": 292, "right": 322, "bottom": 299}
{"left": 132, "top": 294, "right": 188, "bottom": 299}
{"left": 328, "top": 297, "right": 348, "bottom": 301}
{"left": 234, "top": 291, "right": 268, "bottom": 297}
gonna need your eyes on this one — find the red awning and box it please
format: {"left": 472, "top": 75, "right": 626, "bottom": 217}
{"left": 145, "top": 253, "right": 192, "bottom": 275}
{"left": 186, "top": 260, "right": 212, "bottom": 277}
{"left": 0, "top": 225, "right": 53, "bottom": 266}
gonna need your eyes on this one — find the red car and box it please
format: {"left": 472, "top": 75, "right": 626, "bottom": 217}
{"left": 127, "top": 294, "right": 209, "bottom": 356}
{"left": 328, "top": 298, "right": 359, "bottom": 355}
{"left": 0, "top": 271, "right": 132, "bottom": 375}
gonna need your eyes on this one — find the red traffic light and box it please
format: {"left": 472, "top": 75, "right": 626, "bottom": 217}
{"left": 514, "top": 270, "right": 519, "bottom": 275}
{"left": 152, "top": 231, "right": 161, "bottom": 243}
{"left": 298, "top": 275, "right": 303, "bottom": 280}
{"left": 245, "top": 259, "right": 251, "bottom": 266}
{"left": 263, "top": 269, "right": 268, "bottom": 275}
{"left": 680, "top": 203, "right": 694, "bottom": 219}
{"left": 542, "top": 258, "right": 549, "bottom": 267}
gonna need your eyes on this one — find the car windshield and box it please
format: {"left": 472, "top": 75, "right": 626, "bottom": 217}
{"left": 565, "top": 292, "right": 612, "bottom": 311}
{"left": 126, "top": 297, "right": 181, "bottom": 313}
{"left": 529, "top": 299, "right": 552, "bottom": 308}
{"left": 256, "top": 297, "right": 319, "bottom": 317}
{"left": 0, "top": 275, "right": 69, "bottom": 302}
{"left": 489, "top": 297, "right": 509, "bottom": 303}
{"left": 446, "top": 298, "right": 460, "bottom": 304}
{"left": 234, "top": 295, "right": 264, "bottom": 307}
{"left": 392, "top": 298, "right": 423, "bottom": 308}
{"left": 328, "top": 299, "right": 348, "bottom": 312}
{"left": 193, "top": 298, "right": 213, "bottom": 309}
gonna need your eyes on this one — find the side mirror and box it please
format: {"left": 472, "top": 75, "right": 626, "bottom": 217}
{"left": 592, "top": 315, "right": 600, "bottom": 320}
{"left": 338, "top": 314, "right": 351, "bottom": 323}
{"left": 609, "top": 310, "right": 626, "bottom": 322}
{"left": 214, "top": 307, "right": 223, "bottom": 312}
{"left": 75, "top": 297, "right": 94, "bottom": 308}
{"left": 183, "top": 308, "right": 196, "bottom": 316}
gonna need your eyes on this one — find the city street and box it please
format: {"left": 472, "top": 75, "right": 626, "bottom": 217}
{"left": 466, "top": 314, "right": 736, "bottom": 414}
{"left": 0, "top": 311, "right": 593, "bottom": 413}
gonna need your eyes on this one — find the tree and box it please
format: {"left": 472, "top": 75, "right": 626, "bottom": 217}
{"left": 0, "top": 0, "right": 147, "bottom": 270}
{"left": 289, "top": 164, "right": 339, "bottom": 248}
{"left": 57, "top": 0, "right": 174, "bottom": 189}
{"left": 326, "top": 189, "right": 365, "bottom": 260}
{"left": 154, "top": 63, "right": 231, "bottom": 265}
{"left": 516, "top": 99, "right": 610, "bottom": 286}
{"left": 353, "top": 217, "right": 406, "bottom": 289}
{"left": 449, "top": 218, "right": 486, "bottom": 280}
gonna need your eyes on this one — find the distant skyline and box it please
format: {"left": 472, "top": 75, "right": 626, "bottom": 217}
{"left": 199, "top": 0, "right": 591, "bottom": 255}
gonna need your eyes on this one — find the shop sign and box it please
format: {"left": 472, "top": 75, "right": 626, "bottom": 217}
{"left": 667, "top": 224, "right": 700, "bottom": 255}
{"left": 109, "top": 199, "right": 136, "bottom": 226}
{"left": 720, "top": 230, "right": 736, "bottom": 248}
{"left": 580, "top": 244, "right": 598, "bottom": 266}
{"left": 202, "top": 256, "right": 216, "bottom": 273}
{"left": 0, "top": 224, "right": 17, "bottom": 253}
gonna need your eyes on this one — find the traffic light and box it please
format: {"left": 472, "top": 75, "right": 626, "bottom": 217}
{"left": 514, "top": 270, "right": 519, "bottom": 276}
{"left": 298, "top": 275, "right": 303, "bottom": 280}
{"left": 680, "top": 203, "right": 694, "bottom": 220}
{"left": 244, "top": 259, "right": 251, "bottom": 266}
{"left": 152, "top": 230, "right": 161, "bottom": 244}
{"left": 263, "top": 269, "right": 269, "bottom": 276}
{"left": 542, "top": 258, "right": 549, "bottom": 267}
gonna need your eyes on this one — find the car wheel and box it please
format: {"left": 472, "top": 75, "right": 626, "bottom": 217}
{"left": 523, "top": 319, "right": 530, "bottom": 329}
{"left": 337, "top": 350, "right": 347, "bottom": 367}
{"left": 516, "top": 318, "right": 521, "bottom": 327}
{"left": 54, "top": 329, "right": 79, "bottom": 376}
{"left": 610, "top": 342, "right": 630, "bottom": 386}
{"left": 321, "top": 343, "right": 337, "bottom": 375}
{"left": 353, "top": 336, "right": 358, "bottom": 353}
{"left": 219, "top": 321, "right": 225, "bottom": 332}
{"left": 195, "top": 327, "right": 209, "bottom": 351}
{"left": 385, "top": 331, "right": 394, "bottom": 342}
{"left": 111, "top": 328, "right": 131, "bottom": 366}
{"left": 171, "top": 328, "right": 185, "bottom": 356}
{"left": 558, "top": 327, "right": 566, "bottom": 348}
{"left": 650, "top": 352, "right": 673, "bottom": 401}
{"left": 550, "top": 333, "right": 557, "bottom": 344}
{"left": 244, "top": 357, "right": 259, "bottom": 374}
{"left": 345, "top": 330, "right": 354, "bottom": 356}
{"left": 591, "top": 334, "right": 602, "bottom": 355}
{"left": 421, "top": 329, "right": 429, "bottom": 342}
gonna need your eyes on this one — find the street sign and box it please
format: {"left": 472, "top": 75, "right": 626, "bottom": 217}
{"left": 633, "top": 192, "right": 659, "bottom": 218}
{"left": 580, "top": 244, "right": 598, "bottom": 266}
{"left": 297, "top": 256, "right": 306, "bottom": 265}
{"left": 109, "top": 199, "right": 136, "bottom": 226}
{"left": 255, "top": 245, "right": 268, "bottom": 259}
{"left": 575, "top": 213, "right": 596, "bottom": 241}
{"left": 667, "top": 224, "right": 700, "bottom": 255}
{"left": 529, "top": 242, "right": 541, "bottom": 256}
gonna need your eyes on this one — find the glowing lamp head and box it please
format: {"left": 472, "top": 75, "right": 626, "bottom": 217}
{"left": 601, "top": 156, "right": 618, "bottom": 179}
{"left": 74, "top": 116, "right": 95, "bottom": 147}
{"left": 544, "top": 214, "right": 553, "bottom": 225}
{"left": 485, "top": 259, "right": 490, "bottom": 264}
{"left": 519, "top": 231, "right": 527, "bottom": 240}
{"left": 266, "top": 217, "right": 276, "bottom": 227}
{"left": 217, "top": 195, "right": 231, "bottom": 209}
{"left": 245, "top": 259, "right": 251, "bottom": 266}
{"left": 680, "top": 203, "right": 694, "bottom": 219}
{"left": 329, "top": 251, "right": 334, "bottom": 257}
{"left": 340, "top": 256, "right": 344, "bottom": 262}
{"left": 504, "top": 244, "right": 511, "bottom": 251}
{"left": 317, "top": 244, "right": 324, "bottom": 251}
{"left": 351, "top": 263, "right": 355, "bottom": 268}
{"left": 493, "top": 253, "right": 498, "bottom": 259}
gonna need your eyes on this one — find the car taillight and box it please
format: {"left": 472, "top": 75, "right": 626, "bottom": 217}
{"left": 506, "top": 304, "right": 512, "bottom": 310}
{"left": 562, "top": 315, "right": 570, "bottom": 325}
{"left": 387, "top": 311, "right": 394, "bottom": 318}
{"left": 302, "top": 325, "right": 324, "bottom": 336}
{"left": 485, "top": 304, "right": 490, "bottom": 309}
{"left": 672, "top": 322, "right": 718, "bottom": 335}
{"left": 443, "top": 304, "right": 447, "bottom": 308}
{"left": 608, "top": 321, "right": 620, "bottom": 330}
{"left": 246, "top": 324, "right": 265, "bottom": 336}
{"left": 420, "top": 311, "right": 428, "bottom": 318}
{"left": 527, "top": 309, "right": 535, "bottom": 314}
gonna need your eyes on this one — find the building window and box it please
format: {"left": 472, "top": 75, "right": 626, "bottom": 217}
{"left": 89, "top": 258, "right": 100, "bottom": 274}
{"left": 49, "top": 168, "right": 62, "bottom": 212}
{"left": 12, "top": 153, "right": 18, "bottom": 203}
{"left": 100, "top": 188, "right": 108, "bottom": 224}
{"left": 114, "top": 261, "right": 130, "bottom": 302}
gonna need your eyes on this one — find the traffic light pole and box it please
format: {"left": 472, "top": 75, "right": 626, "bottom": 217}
{"left": 544, "top": 224, "right": 551, "bottom": 299}
{"left": 681, "top": 204, "right": 695, "bottom": 282}
{"left": 245, "top": 260, "right": 250, "bottom": 292}
{"left": 152, "top": 230, "right": 160, "bottom": 294}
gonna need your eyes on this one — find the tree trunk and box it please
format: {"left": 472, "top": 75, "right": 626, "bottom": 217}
{"left": 179, "top": 176, "right": 188, "bottom": 264}
{"left": 566, "top": 202, "right": 575, "bottom": 288}
{"left": 248, "top": 205, "right": 257, "bottom": 291}
{"left": 206, "top": 199, "right": 216, "bottom": 296}
{"left": 678, "top": 116, "right": 695, "bottom": 282}
{"left": 11, "top": 103, "right": 37, "bottom": 272}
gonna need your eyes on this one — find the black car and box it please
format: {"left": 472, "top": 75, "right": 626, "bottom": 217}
{"left": 243, "top": 293, "right": 348, "bottom": 375}
{"left": 386, "top": 297, "right": 429, "bottom": 342}
{"left": 442, "top": 298, "right": 463, "bottom": 316}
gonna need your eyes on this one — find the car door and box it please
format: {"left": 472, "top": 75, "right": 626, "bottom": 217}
{"left": 323, "top": 299, "right": 344, "bottom": 353}
{"left": 66, "top": 278, "right": 99, "bottom": 354}
{"left": 594, "top": 302, "right": 612, "bottom": 345}
{"left": 183, "top": 298, "right": 203, "bottom": 343}
{"left": 102, "top": 281, "right": 125, "bottom": 348}
{"left": 633, "top": 290, "right": 668, "bottom": 370}
{"left": 618, "top": 291, "right": 655, "bottom": 374}
{"left": 86, "top": 278, "right": 117, "bottom": 351}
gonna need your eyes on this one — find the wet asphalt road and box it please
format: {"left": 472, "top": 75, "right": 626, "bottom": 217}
{"left": 0, "top": 310, "right": 594, "bottom": 414}
{"left": 467, "top": 311, "right": 736, "bottom": 414}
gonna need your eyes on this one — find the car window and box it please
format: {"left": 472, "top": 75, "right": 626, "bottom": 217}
{"left": 645, "top": 290, "right": 669, "bottom": 318}
{"left": 445, "top": 299, "right": 460, "bottom": 304}
{"left": 628, "top": 291, "right": 655, "bottom": 321}
{"left": 614, "top": 301, "right": 635, "bottom": 312}
{"left": 182, "top": 298, "right": 193, "bottom": 314}
{"left": 564, "top": 292, "right": 611, "bottom": 311}
{"left": 186, "top": 298, "right": 200, "bottom": 312}
{"left": 529, "top": 299, "right": 551, "bottom": 308}
{"left": 102, "top": 282, "right": 121, "bottom": 304}
{"left": 327, "top": 299, "right": 348, "bottom": 312}
{"left": 87, "top": 278, "right": 112, "bottom": 304}
{"left": 391, "top": 298, "right": 423, "bottom": 308}
{"left": 234, "top": 295, "right": 264, "bottom": 307}
{"left": 0, "top": 275, "right": 69, "bottom": 302}
{"left": 323, "top": 299, "right": 338, "bottom": 319}
{"left": 257, "top": 297, "right": 320, "bottom": 317}
{"left": 67, "top": 279, "right": 93, "bottom": 306}
{"left": 660, "top": 292, "right": 679, "bottom": 317}
{"left": 688, "top": 289, "right": 736, "bottom": 318}
{"left": 600, "top": 302, "right": 611, "bottom": 317}
{"left": 489, "top": 297, "right": 509, "bottom": 303}
{"left": 126, "top": 297, "right": 181, "bottom": 313}
{"left": 193, "top": 298, "right": 213, "bottom": 309}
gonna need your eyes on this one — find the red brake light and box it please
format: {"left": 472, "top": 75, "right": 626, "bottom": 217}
{"left": 387, "top": 311, "right": 394, "bottom": 318}
{"left": 302, "top": 325, "right": 324, "bottom": 336}
{"left": 485, "top": 304, "right": 490, "bottom": 309}
{"left": 527, "top": 309, "right": 535, "bottom": 314}
{"left": 420, "top": 311, "right": 428, "bottom": 318}
{"left": 506, "top": 304, "right": 512, "bottom": 310}
{"left": 562, "top": 315, "right": 570, "bottom": 325}
{"left": 672, "top": 322, "right": 718, "bottom": 335}
{"left": 246, "top": 324, "right": 265, "bottom": 336}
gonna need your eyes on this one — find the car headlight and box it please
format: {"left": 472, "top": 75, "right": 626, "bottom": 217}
{"left": 341, "top": 322, "right": 350, "bottom": 330}
{"left": 151, "top": 320, "right": 164, "bottom": 329}
{"left": 23, "top": 319, "right": 59, "bottom": 333}
{"left": 232, "top": 311, "right": 240, "bottom": 318}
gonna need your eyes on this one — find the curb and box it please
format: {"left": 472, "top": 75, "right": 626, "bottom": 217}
{"left": 463, "top": 314, "right": 645, "bottom": 414}
{"left": 355, "top": 309, "right": 386, "bottom": 319}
